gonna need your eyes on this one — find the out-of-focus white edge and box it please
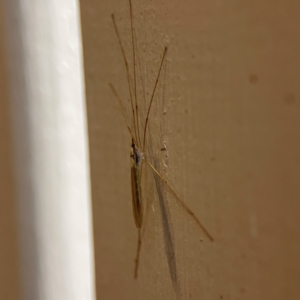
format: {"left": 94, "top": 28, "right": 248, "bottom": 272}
{"left": 4, "top": 0, "right": 96, "bottom": 299}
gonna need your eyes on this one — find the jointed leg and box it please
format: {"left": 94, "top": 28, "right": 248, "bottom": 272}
{"left": 134, "top": 228, "right": 142, "bottom": 278}
{"left": 145, "top": 159, "right": 214, "bottom": 242}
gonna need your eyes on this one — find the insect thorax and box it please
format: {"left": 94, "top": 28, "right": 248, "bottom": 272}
{"left": 130, "top": 140, "right": 144, "bottom": 168}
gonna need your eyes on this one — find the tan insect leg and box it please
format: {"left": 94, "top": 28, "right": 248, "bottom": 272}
{"left": 134, "top": 228, "right": 142, "bottom": 278}
{"left": 145, "top": 159, "right": 214, "bottom": 242}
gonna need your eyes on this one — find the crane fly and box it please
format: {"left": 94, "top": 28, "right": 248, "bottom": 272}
{"left": 109, "top": 0, "right": 213, "bottom": 279}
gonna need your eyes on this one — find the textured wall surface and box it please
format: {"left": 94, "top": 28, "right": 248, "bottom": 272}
{"left": 80, "top": 0, "right": 300, "bottom": 299}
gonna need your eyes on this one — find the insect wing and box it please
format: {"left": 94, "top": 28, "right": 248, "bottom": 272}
{"left": 131, "top": 163, "right": 143, "bottom": 228}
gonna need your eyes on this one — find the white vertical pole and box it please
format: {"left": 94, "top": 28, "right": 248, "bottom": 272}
{"left": 4, "top": 1, "right": 96, "bottom": 300}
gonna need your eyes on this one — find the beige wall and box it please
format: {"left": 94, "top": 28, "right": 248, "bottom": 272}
{"left": 80, "top": 0, "right": 300, "bottom": 299}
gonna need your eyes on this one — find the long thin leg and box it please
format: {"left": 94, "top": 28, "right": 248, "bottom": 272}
{"left": 129, "top": 0, "right": 141, "bottom": 146}
{"left": 145, "top": 158, "right": 214, "bottom": 242}
{"left": 109, "top": 83, "right": 135, "bottom": 139}
{"left": 142, "top": 47, "right": 168, "bottom": 151}
{"left": 111, "top": 13, "right": 138, "bottom": 143}
{"left": 134, "top": 228, "right": 142, "bottom": 279}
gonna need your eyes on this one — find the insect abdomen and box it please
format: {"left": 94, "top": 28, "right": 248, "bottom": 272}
{"left": 131, "top": 165, "right": 143, "bottom": 228}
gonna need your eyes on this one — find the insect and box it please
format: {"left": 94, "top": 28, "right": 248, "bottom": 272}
{"left": 109, "top": 0, "right": 213, "bottom": 279}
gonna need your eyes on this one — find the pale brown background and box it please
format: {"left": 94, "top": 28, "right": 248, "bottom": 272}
{"left": 1, "top": 0, "right": 300, "bottom": 299}
{"left": 80, "top": 0, "right": 300, "bottom": 299}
